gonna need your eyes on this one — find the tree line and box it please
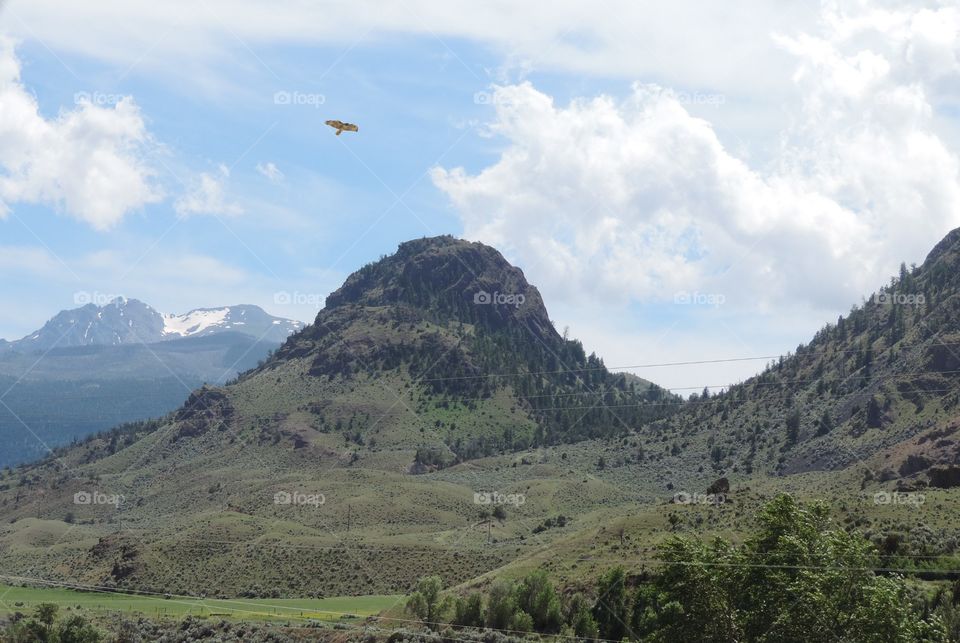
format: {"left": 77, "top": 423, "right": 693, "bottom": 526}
{"left": 406, "top": 495, "right": 955, "bottom": 641}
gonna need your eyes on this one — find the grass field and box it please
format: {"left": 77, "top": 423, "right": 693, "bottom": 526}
{"left": 0, "top": 584, "right": 403, "bottom": 623}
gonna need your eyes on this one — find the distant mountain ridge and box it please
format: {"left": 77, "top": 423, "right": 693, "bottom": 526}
{"left": 0, "top": 299, "right": 304, "bottom": 468}
{"left": 2, "top": 299, "right": 304, "bottom": 352}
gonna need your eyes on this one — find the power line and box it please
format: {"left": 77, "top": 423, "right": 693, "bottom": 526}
{"left": 414, "top": 340, "right": 960, "bottom": 384}
{"left": 324, "top": 386, "right": 960, "bottom": 415}
{"left": 417, "top": 355, "right": 782, "bottom": 383}
{"left": 388, "top": 368, "right": 960, "bottom": 407}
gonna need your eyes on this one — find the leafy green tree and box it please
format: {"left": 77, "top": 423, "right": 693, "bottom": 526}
{"left": 653, "top": 537, "right": 741, "bottom": 642}
{"left": 643, "top": 495, "right": 946, "bottom": 642}
{"left": 406, "top": 576, "right": 446, "bottom": 627}
{"left": 593, "top": 566, "right": 629, "bottom": 641}
{"left": 453, "top": 592, "right": 484, "bottom": 628}
{"left": 485, "top": 579, "right": 517, "bottom": 630}
{"left": 565, "top": 592, "right": 598, "bottom": 639}
{"left": 511, "top": 610, "right": 534, "bottom": 632}
{"left": 57, "top": 615, "right": 103, "bottom": 643}
{"left": 36, "top": 603, "right": 58, "bottom": 627}
{"left": 2, "top": 607, "right": 102, "bottom": 643}
{"left": 514, "top": 570, "right": 563, "bottom": 633}
{"left": 12, "top": 603, "right": 62, "bottom": 643}
{"left": 629, "top": 584, "right": 661, "bottom": 639}
{"left": 4, "top": 620, "right": 52, "bottom": 643}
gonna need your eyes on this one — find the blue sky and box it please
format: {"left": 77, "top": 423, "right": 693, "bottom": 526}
{"left": 5, "top": 36, "right": 498, "bottom": 298}
{"left": 2, "top": 0, "right": 960, "bottom": 392}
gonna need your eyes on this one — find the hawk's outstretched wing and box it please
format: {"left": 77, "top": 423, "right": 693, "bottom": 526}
{"left": 325, "top": 120, "right": 359, "bottom": 135}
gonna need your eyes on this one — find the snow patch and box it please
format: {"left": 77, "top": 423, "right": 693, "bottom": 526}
{"left": 162, "top": 308, "right": 230, "bottom": 337}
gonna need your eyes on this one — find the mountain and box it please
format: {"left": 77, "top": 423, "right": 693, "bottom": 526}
{"left": 641, "top": 227, "right": 960, "bottom": 487}
{"left": 7, "top": 298, "right": 164, "bottom": 351}
{"left": 0, "top": 236, "right": 680, "bottom": 597}
{"left": 271, "top": 236, "right": 679, "bottom": 452}
{"left": 5, "top": 298, "right": 303, "bottom": 352}
{"left": 0, "top": 301, "right": 304, "bottom": 467}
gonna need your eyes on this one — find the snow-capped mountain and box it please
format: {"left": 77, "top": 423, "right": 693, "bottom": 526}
{"left": 0, "top": 298, "right": 306, "bottom": 467}
{"left": 3, "top": 298, "right": 304, "bottom": 352}
{"left": 161, "top": 305, "right": 303, "bottom": 343}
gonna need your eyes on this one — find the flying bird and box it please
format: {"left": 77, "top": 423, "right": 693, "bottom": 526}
{"left": 325, "top": 120, "right": 359, "bottom": 136}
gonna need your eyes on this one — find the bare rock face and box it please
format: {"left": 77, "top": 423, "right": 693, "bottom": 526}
{"left": 322, "top": 236, "right": 557, "bottom": 341}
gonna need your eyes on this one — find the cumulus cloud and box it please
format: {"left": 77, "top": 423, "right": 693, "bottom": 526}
{"left": 432, "top": 2, "right": 960, "bottom": 317}
{"left": 0, "top": 38, "right": 160, "bottom": 229}
{"left": 174, "top": 164, "right": 243, "bottom": 217}
{"left": 256, "top": 161, "right": 283, "bottom": 183}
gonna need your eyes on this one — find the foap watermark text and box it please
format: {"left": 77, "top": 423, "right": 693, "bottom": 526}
{"left": 474, "top": 491, "right": 525, "bottom": 507}
{"left": 673, "top": 491, "right": 725, "bottom": 506}
{"left": 674, "top": 291, "right": 726, "bottom": 307}
{"left": 873, "top": 293, "right": 925, "bottom": 306}
{"left": 274, "top": 491, "right": 326, "bottom": 507}
{"left": 74, "top": 291, "right": 125, "bottom": 306}
{"left": 874, "top": 491, "right": 925, "bottom": 507}
{"left": 274, "top": 91, "right": 326, "bottom": 108}
{"left": 74, "top": 491, "right": 124, "bottom": 507}
{"left": 473, "top": 291, "right": 525, "bottom": 308}
{"left": 274, "top": 291, "right": 324, "bottom": 308}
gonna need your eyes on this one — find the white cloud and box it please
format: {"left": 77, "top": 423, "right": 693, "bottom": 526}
{"left": 0, "top": 38, "right": 160, "bottom": 229}
{"left": 174, "top": 164, "right": 243, "bottom": 217}
{"left": 432, "top": 2, "right": 960, "bottom": 321}
{"left": 6, "top": 0, "right": 813, "bottom": 96}
{"left": 256, "top": 161, "right": 283, "bottom": 183}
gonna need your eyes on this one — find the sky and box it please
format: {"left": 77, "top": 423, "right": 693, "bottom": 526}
{"left": 1, "top": 0, "right": 959, "bottom": 394}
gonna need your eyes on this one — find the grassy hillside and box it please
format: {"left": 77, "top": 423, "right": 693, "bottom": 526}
{"left": 641, "top": 228, "right": 960, "bottom": 488}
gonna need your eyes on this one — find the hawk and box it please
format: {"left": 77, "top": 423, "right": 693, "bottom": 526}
{"left": 325, "top": 120, "right": 359, "bottom": 136}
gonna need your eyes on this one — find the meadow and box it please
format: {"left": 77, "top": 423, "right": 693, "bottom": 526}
{"left": 0, "top": 583, "right": 401, "bottom": 624}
